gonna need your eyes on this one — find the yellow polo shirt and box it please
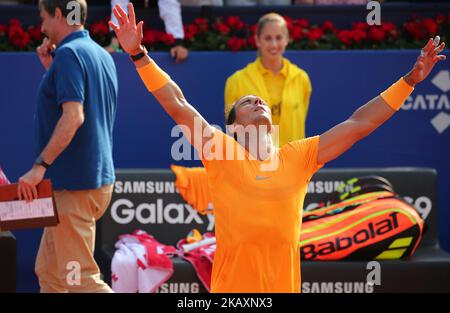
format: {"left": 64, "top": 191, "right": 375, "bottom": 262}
{"left": 256, "top": 58, "right": 288, "bottom": 126}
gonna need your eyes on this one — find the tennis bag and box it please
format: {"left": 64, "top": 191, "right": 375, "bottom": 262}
{"left": 300, "top": 176, "right": 424, "bottom": 261}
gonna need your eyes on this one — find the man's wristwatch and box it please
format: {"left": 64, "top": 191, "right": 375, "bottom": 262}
{"left": 35, "top": 155, "right": 51, "bottom": 169}
{"left": 172, "top": 38, "right": 184, "bottom": 47}
{"left": 130, "top": 45, "right": 148, "bottom": 62}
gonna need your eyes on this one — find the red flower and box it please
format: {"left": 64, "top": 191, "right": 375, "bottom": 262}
{"left": 296, "top": 18, "right": 309, "bottom": 28}
{"left": 90, "top": 21, "right": 109, "bottom": 37}
{"left": 306, "top": 27, "right": 323, "bottom": 41}
{"left": 404, "top": 18, "right": 436, "bottom": 41}
{"left": 436, "top": 14, "right": 446, "bottom": 25}
{"left": 8, "top": 26, "right": 30, "bottom": 48}
{"left": 194, "top": 18, "right": 209, "bottom": 31}
{"left": 321, "top": 20, "right": 335, "bottom": 33}
{"left": 9, "top": 19, "right": 21, "bottom": 27}
{"left": 421, "top": 18, "right": 437, "bottom": 37}
{"left": 404, "top": 21, "right": 424, "bottom": 40}
{"left": 184, "top": 24, "right": 199, "bottom": 40}
{"left": 337, "top": 30, "right": 353, "bottom": 46}
{"left": 367, "top": 27, "right": 386, "bottom": 41}
{"left": 283, "top": 16, "right": 293, "bottom": 29}
{"left": 352, "top": 21, "right": 368, "bottom": 31}
{"left": 214, "top": 22, "right": 230, "bottom": 35}
{"left": 194, "top": 18, "right": 208, "bottom": 26}
{"left": 28, "top": 25, "right": 44, "bottom": 42}
{"left": 160, "top": 33, "right": 175, "bottom": 46}
{"left": 290, "top": 26, "right": 303, "bottom": 41}
{"left": 142, "top": 29, "right": 157, "bottom": 46}
{"left": 380, "top": 22, "right": 398, "bottom": 40}
{"left": 8, "top": 25, "right": 21, "bottom": 37}
{"left": 352, "top": 29, "right": 367, "bottom": 42}
{"left": 227, "top": 36, "right": 246, "bottom": 51}
{"left": 380, "top": 22, "right": 396, "bottom": 32}
{"left": 226, "top": 16, "right": 244, "bottom": 30}
{"left": 247, "top": 36, "right": 256, "bottom": 49}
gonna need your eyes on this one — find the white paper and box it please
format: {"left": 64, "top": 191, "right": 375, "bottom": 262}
{"left": 0, "top": 198, "right": 54, "bottom": 221}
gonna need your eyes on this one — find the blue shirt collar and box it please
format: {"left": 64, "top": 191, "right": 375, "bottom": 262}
{"left": 58, "top": 30, "right": 89, "bottom": 48}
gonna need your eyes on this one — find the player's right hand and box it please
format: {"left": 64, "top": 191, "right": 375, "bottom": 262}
{"left": 109, "top": 3, "right": 144, "bottom": 56}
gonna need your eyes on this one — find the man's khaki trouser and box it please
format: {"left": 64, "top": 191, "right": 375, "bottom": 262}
{"left": 35, "top": 184, "right": 114, "bottom": 293}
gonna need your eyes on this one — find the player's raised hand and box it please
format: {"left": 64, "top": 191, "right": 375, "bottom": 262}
{"left": 404, "top": 36, "right": 446, "bottom": 86}
{"left": 108, "top": 3, "right": 144, "bottom": 56}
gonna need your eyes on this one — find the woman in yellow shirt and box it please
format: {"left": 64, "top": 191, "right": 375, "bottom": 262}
{"left": 225, "top": 13, "right": 312, "bottom": 146}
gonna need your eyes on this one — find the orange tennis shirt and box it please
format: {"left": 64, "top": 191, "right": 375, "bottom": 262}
{"left": 200, "top": 129, "right": 323, "bottom": 293}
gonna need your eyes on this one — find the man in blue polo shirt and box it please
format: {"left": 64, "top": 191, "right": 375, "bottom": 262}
{"left": 18, "top": 0, "right": 118, "bottom": 292}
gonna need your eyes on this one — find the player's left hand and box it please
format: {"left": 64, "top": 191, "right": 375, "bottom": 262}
{"left": 109, "top": 3, "right": 144, "bottom": 56}
{"left": 404, "top": 36, "right": 446, "bottom": 86}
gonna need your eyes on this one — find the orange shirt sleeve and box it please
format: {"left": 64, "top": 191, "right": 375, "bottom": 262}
{"left": 285, "top": 135, "right": 324, "bottom": 180}
{"left": 170, "top": 165, "right": 213, "bottom": 215}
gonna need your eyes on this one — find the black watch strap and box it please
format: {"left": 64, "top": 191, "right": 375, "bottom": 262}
{"left": 35, "top": 155, "right": 51, "bottom": 169}
{"left": 130, "top": 46, "right": 147, "bottom": 62}
{"left": 172, "top": 38, "right": 184, "bottom": 47}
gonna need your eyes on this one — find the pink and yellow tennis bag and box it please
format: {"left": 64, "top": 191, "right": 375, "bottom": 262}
{"left": 300, "top": 176, "right": 424, "bottom": 261}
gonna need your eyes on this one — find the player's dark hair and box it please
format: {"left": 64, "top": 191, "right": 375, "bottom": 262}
{"left": 226, "top": 105, "right": 238, "bottom": 141}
